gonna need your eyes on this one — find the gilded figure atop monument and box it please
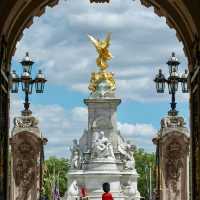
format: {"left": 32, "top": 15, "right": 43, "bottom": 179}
{"left": 88, "top": 33, "right": 112, "bottom": 71}
{"left": 88, "top": 33, "right": 116, "bottom": 96}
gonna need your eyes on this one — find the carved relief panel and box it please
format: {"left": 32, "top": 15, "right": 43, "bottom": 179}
{"left": 10, "top": 132, "right": 42, "bottom": 200}
{"left": 160, "top": 132, "right": 189, "bottom": 200}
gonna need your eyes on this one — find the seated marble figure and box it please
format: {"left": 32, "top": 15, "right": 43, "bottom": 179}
{"left": 118, "top": 140, "right": 135, "bottom": 170}
{"left": 92, "top": 131, "right": 115, "bottom": 159}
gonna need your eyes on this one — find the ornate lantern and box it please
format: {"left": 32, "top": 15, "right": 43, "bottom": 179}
{"left": 181, "top": 69, "right": 189, "bottom": 93}
{"left": 166, "top": 52, "right": 180, "bottom": 75}
{"left": 20, "top": 52, "right": 34, "bottom": 74}
{"left": 35, "top": 70, "right": 47, "bottom": 93}
{"left": 21, "top": 71, "right": 33, "bottom": 94}
{"left": 154, "top": 69, "right": 165, "bottom": 93}
{"left": 167, "top": 68, "right": 179, "bottom": 94}
{"left": 11, "top": 70, "right": 19, "bottom": 93}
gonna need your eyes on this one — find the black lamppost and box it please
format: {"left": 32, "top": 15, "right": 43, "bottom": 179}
{"left": 11, "top": 52, "right": 47, "bottom": 116}
{"left": 154, "top": 52, "right": 189, "bottom": 116}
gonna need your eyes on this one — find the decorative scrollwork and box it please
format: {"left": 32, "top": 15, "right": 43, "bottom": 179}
{"left": 14, "top": 116, "right": 39, "bottom": 128}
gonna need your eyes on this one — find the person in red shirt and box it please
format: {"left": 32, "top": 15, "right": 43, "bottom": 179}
{"left": 102, "top": 182, "right": 114, "bottom": 200}
{"left": 80, "top": 187, "right": 88, "bottom": 199}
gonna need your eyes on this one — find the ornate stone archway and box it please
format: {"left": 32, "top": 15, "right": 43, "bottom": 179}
{"left": 0, "top": 0, "right": 200, "bottom": 199}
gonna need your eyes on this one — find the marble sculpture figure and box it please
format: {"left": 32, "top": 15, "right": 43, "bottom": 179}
{"left": 92, "top": 131, "right": 115, "bottom": 159}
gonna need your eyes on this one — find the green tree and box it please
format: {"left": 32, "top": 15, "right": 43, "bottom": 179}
{"left": 134, "top": 148, "right": 156, "bottom": 200}
{"left": 42, "top": 156, "right": 70, "bottom": 199}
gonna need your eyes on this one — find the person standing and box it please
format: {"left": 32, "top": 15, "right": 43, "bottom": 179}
{"left": 102, "top": 183, "right": 114, "bottom": 200}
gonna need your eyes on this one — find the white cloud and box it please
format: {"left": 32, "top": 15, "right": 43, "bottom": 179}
{"left": 12, "top": 0, "right": 188, "bottom": 103}
{"left": 118, "top": 122, "right": 156, "bottom": 137}
{"left": 71, "top": 83, "right": 88, "bottom": 93}
{"left": 71, "top": 107, "right": 88, "bottom": 122}
{"left": 118, "top": 121, "right": 156, "bottom": 152}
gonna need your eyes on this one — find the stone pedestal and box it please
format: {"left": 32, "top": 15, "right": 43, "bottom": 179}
{"left": 10, "top": 114, "right": 47, "bottom": 200}
{"left": 65, "top": 98, "right": 140, "bottom": 200}
{"left": 153, "top": 114, "right": 190, "bottom": 200}
{"left": 83, "top": 98, "right": 121, "bottom": 151}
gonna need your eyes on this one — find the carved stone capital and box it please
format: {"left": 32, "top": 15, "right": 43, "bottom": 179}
{"left": 14, "top": 115, "right": 39, "bottom": 128}
{"left": 160, "top": 115, "right": 185, "bottom": 129}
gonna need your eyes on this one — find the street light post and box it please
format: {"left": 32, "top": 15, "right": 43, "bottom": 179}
{"left": 145, "top": 163, "right": 153, "bottom": 200}
{"left": 154, "top": 52, "right": 189, "bottom": 116}
{"left": 153, "top": 52, "right": 189, "bottom": 200}
{"left": 11, "top": 52, "right": 47, "bottom": 115}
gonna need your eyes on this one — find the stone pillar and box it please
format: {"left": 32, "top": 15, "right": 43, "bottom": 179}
{"left": 153, "top": 114, "right": 190, "bottom": 200}
{"left": 9, "top": 114, "right": 47, "bottom": 200}
{"left": 84, "top": 98, "right": 121, "bottom": 151}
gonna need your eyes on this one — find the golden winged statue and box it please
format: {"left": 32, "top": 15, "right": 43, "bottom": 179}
{"left": 88, "top": 33, "right": 113, "bottom": 71}
{"left": 88, "top": 33, "right": 116, "bottom": 94}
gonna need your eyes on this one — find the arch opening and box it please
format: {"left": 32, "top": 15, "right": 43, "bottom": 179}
{"left": 1, "top": 1, "right": 196, "bottom": 200}
{"left": 10, "top": 0, "right": 189, "bottom": 157}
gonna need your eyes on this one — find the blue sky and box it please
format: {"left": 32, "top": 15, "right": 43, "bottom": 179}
{"left": 10, "top": 0, "right": 189, "bottom": 158}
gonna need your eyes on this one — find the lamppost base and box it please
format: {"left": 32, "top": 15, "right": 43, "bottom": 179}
{"left": 21, "top": 109, "right": 32, "bottom": 116}
{"left": 168, "top": 109, "right": 178, "bottom": 116}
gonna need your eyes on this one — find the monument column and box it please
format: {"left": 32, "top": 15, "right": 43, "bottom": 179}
{"left": 66, "top": 34, "right": 140, "bottom": 200}
{"left": 84, "top": 98, "right": 121, "bottom": 151}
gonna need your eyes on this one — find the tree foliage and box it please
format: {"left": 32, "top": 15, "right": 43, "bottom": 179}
{"left": 42, "top": 157, "right": 70, "bottom": 199}
{"left": 134, "top": 148, "right": 156, "bottom": 200}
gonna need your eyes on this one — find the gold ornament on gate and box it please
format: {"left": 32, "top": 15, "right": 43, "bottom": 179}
{"left": 88, "top": 33, "right": 116, "bottom": 93}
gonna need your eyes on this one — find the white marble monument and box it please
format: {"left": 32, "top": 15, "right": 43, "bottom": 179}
{"left": 65, "top": 34, "right": 140, "bottom": 200}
